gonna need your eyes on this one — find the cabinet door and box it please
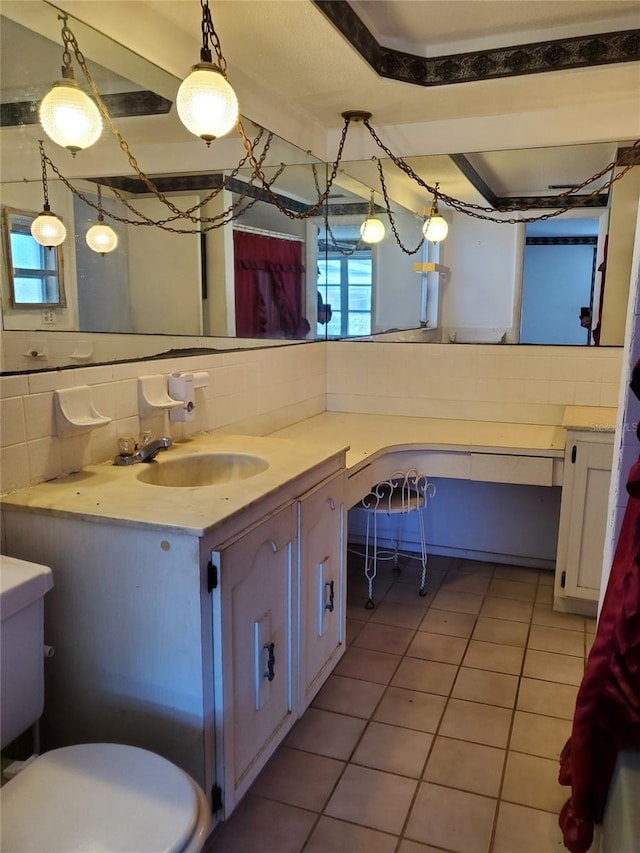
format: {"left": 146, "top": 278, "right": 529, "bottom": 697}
{"left": 298, "top": 472, "right": 346, "bottom": 712}
{"left": 212, "top": 505, "right": 296, "bottom": 814}
{"left": 561, "top": 439, "right": 614, "bottom": 601}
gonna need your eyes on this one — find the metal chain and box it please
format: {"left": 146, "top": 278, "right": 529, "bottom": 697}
{"left": 312, "top": 163, "right": 367, "bottom": 257}
{"left": 37, "top": 140, "right": 50, "bottom": 207}
{"left": 364, "top": 118, "right": 640, "bottom": 223}
{"left": 375, "top": 159, "right": 424, "bottom": 255}
{"left": 201, "top": 0, "right": 227, "bottom": 71}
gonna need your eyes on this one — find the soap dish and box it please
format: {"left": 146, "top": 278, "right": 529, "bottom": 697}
{"left": 54, "top": 387, "right": 112, "bottom": 436}
{"left": 138, "top": 375, "right": 183, "bottom": 413}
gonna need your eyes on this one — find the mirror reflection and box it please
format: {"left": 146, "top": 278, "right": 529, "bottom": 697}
{"left": 2, "top": 208, "right": 66, "bottom": 308}
{"left": 0, "top": 0, "right": 634, "bottom": 375}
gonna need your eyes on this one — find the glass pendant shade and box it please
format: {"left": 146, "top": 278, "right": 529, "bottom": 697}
{"left": 39, "top": 80, "right": 102, "bottom": 153}
{"left": 360, "top": 217, "right": 385, "bottom": 244}
{"left": 31, "top": 211, "right": 66, "bottom": 247}
{"left": 176, "top": 63, "right": 239, "bottom": 142}
{"left": 86, "top": 221, "right": 118, "bottom": 254}
{"left": 423, "top": 214, "right": 449, "bottom": 242}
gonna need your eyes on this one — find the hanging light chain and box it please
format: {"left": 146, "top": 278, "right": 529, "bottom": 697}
{"left": 37, "top": 140, "right": 51, "bottom": 208}
{"left": 200, "top": 0, "right": 227, "bottom": 72}
{"left": 375, "top": 159, "right": 424, "bottom": 255}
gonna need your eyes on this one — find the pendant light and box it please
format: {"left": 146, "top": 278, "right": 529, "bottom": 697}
{"left": 31, "top": 141, "right": 67, "bottom": 248}
{"left": 86, "top": 185, "right": 118, "bottom": 255}
{"left": 176, "top": 0, "right": 239, "bottom": 144}
{"left": 360, "top": 191, "right": 385, "bottom": 244}
{"left": 423, "top": 184, "right": 448, "bottom": 243}
{"left": 39, "top": 15, "right": 102, "bottom": 154}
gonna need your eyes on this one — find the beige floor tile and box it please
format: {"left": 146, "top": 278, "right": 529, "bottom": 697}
{"left": 346, "top": 601, "right": 374, "bottom": 622}
{"left": 383, "top": 582, "right": 434, "bottom": 607}
{"left": 325, "top": 764, "right": 417, "bottom": 835}
{"left": 488, "top": 578, "right": 537, "bottom": 601}
{"left": 204, "top": 795, "right": 316, "bottom": 853}
{"left": 480, "top": 596, "right": 533, "bottom": 623}
{"left": 391, "top": 657, "right": 458, "bottom": 696}
{"left": 423, "top": 736, "right": 505, "bottom": 797}
{"left": 438, "top": 698, "right": 512, "bottom": 748}
{"left": 502, "top": 751, "right": 568, "bottom": 813}
{"left": 430, "top": 589, "right": 484, "bottom": 615}
{"left": 509, "top": 711, "right": 571, "bottom": 761}
{"left": 462, "top": 640, "right": 524, "bottom": 675}
{"left": 535, "top": 585, "right": 554, "bottom": 605}
{"left": 354, "top": 622, "right": 415, "bottom": 655}
{"left": 405, "top": 782, "right": 496, "bottom": 853}
{"left": 523, "top": 649, "right": 585, "bottom": 686}
{"left": 304, "top": 817, "right": 398, "bottom": 853}
{"left": 352, "top": 721, "right": 433, "bottom": 777}
{"left": 439, "top": 571, "right": 492, "bottom": 595}
{"left": 398, "top": 841, "right": 455, "bottom": 853}
{"left": 493, "top": 802, "right": 567, "bottom": 852}
{"left": 472, "top": 616, "right": 529, "bottom": 647}
{"left": 517, "top": 678, "right": 578, "bottom": 720}
{"left": 334, "top": 646, "right": 401, "bottom": 685}
{"left": 493, "top": 565, "right": 540, "bottom": 585}
{"left": 369, "top": 602, "right": 426, "bottom": 629}
{"left": 311, "top": 674, "right": 386, "bottom": 719}
{"left": 284, "top": 708, "right": 366, "bottom": 759}
{"left": 250, "top": 747, "right": 344, "bottom": 811}
{"left": 452, "top": 559, "right": 494, "bottom": 577}
{"left": 528, "top": 624, "right": 585, "bottom": 657}
{"left": 373, "top": 686, "right": 447, "bottom": 733}
{"left": 539, "top": 570, "right": 555, "bottom": 586}
{"left": 452, "top": 667, "right": 518, "bottom": 708}
{"left": 532, "top": 605, "right": 586, "bottom": 632}
{"left": 419, "top": 608, "right": 476, "bottom": 638}
{"left": 407, "top": 630, "right": 468, "bottom": 665}
{"left": 346, "top": 618, "right": 366, "bottom": 646}
{"left": 585, "top": 617, "right": 597, "bottom": 635}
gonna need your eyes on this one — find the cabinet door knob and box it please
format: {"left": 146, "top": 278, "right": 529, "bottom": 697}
{"left": 327, "top": 497, "right": 336, "bottom": 511}
{"left": 325, "top": 580, "right": 335, "bottom": 612}
{"left": 267, "top": 539, "right": 278, "bottom": 553}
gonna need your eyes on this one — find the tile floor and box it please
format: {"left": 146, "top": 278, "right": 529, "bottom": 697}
{"left": 204, "top": 552, "right": 597, "bottom": 853}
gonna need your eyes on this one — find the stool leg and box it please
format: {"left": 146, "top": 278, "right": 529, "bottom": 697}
{"left": 418, "top": 505, "right": 428, "bottom": 597}
{"left": 364, "top": 511, "right": 376, "bottom": 609}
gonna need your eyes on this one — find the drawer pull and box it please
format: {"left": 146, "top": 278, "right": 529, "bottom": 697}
{"left": 325, "top": 580, "right": 335, "bottom": 612}
{"left": 327, "top": 497, "right": 336, "bottom": 511}
{"left": 263, "top": 642, "right": 275, "bottom": 682}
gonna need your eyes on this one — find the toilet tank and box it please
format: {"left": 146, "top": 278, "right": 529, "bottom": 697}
{"left": 0, "top": 556, "right": 53, "bottom": 749}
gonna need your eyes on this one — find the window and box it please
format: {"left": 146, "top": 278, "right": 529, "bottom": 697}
{"left": 318, "top": 249, "right": 372, "bottom": 337}
{"left": 2, "top": 208, "right": 65, "bottom": 307}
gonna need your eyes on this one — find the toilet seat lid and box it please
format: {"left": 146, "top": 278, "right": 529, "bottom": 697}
{"left": 1, "top": 743, "right": 203, "bottom": 853}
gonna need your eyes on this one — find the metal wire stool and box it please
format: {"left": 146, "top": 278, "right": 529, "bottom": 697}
{"left": 357, "top": 469, "right": 436, "bottom": 609}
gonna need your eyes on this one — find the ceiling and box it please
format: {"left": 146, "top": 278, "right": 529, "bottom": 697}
{"left": 1, "top": 0, "right": 639, "bottom": 216}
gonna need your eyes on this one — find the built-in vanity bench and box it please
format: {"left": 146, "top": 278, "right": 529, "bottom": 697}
{"left": 0, "top": 405, "right": 616, "bottom": 828}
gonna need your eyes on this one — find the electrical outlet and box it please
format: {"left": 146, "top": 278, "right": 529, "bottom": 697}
{"left": 42, "top": 309, "right": 56, "bottom": 324}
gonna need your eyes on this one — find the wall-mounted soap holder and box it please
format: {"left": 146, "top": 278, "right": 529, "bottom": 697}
{"left": 138, "top": 375, "right": 183, "bottom": 414}
{"left": 69, "top": 342, "right": 94, "bottom": 362}
{"left": 23, "top": 342, "right": 48, "bottom": 360}
{"left": 54, "top": 387, "right": 112, "bottom": 437}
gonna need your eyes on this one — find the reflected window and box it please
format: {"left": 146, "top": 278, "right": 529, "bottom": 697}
{"left": 318, "top": 250, "right": 372, "bottom": 337}
{"left": 2, "top": 208, "right": 65, "bottom": 308}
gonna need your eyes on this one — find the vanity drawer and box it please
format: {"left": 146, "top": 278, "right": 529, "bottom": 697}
{"left": 470, "top": 453, "right": 554, "bottom": 486}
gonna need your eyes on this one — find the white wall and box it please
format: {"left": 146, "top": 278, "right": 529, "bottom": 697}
{"left": 374, "top": 207, "right": 424, "bottom": 332}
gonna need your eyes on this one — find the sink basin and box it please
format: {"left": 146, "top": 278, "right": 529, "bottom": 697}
{"left": 136, "top": 452, "right": 269, "bottom": 487}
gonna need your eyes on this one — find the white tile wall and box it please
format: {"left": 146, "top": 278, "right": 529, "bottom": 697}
{"left": 0, "top": 342, "right": 327, "bottom": 494}
{"left": 326, "top": 342, "right": 623, "bottom": 426}
{"left": 0, "top": 339, "right": 626, "bottom": 495}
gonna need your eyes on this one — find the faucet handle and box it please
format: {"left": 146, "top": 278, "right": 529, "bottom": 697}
{"left": 139, "top": 430, "right": 153, "bottom": 447}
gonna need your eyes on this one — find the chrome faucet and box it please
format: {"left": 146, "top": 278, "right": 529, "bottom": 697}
{"left": 114, "top": 437, "right": 172, "bottom": 466}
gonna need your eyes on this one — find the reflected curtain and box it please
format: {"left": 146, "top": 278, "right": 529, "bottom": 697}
{"left": 233, "top": 231, "right": 310, "bottom": 338}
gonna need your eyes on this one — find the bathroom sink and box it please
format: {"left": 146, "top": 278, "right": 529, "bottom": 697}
{"left": 135, "top": 452, "right": 269, "bottom": 487}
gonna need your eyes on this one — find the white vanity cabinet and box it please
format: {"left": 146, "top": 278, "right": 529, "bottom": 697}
{"left": 297, "top": 471, "right": 346, "bottom": 712}
{"left": 554, "top": 429, "right": 614, "bottom": 613}
{"left": 208, "top": 504, "right": 297, "bottom": 815}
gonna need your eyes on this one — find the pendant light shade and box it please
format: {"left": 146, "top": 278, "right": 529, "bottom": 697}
{"left": 177, "top": 63, "right": 239, "bottom": 143}
{"left": 39, "top": 80, "right": 102, "bottom": 153}
{"left": 86, "top": 220, "right": 118, "bottom": 254}
{"left": 423, "top": 214, "right": 449, "bottom": 243}
{"left": 360, "top": 217, "right": 385, "bottom": 244}
{"left": 31, "top": 210, "right": 67, "bottom": 248}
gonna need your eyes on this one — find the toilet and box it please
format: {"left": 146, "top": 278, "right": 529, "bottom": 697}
{"left": 0, "top": 555, "right": 211, "bottom": 852}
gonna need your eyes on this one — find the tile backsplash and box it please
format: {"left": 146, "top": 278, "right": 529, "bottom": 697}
{"left": 0, "top": 341, "right": 623, "bottom": 494}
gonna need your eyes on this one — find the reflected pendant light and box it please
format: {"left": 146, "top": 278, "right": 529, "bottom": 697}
{"left": 39, "top": 16, "right": 102, "bottom": 153}
{"left": 177, "top": 1, "right": 239, "bottom": 143}
{"left": 422, "top": 183, "right": 448, "bottom": 243}
{"left": 31, "top": 141, "right": 67, "bottom": 248}
{"left": 360, "top": 191, "right": 385, "bottom": 244}
{"left": 86, "top": 185, "right": 118, "bottom": 255}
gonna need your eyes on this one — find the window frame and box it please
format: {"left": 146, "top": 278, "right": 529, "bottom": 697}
{"left": 2, "top": 206, "right": 66, "bottom": 309}
{"left": 320, "top": 246, "right": 374, "bottom": 338}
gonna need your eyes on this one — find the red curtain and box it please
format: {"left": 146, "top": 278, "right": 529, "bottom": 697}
{"left": 233, "top": 231, "right": 310, "bottom": 339}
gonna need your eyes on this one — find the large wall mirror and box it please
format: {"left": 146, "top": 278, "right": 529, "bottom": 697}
{"left": 1, "top": 0, "right": 636, "bottom": 374}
